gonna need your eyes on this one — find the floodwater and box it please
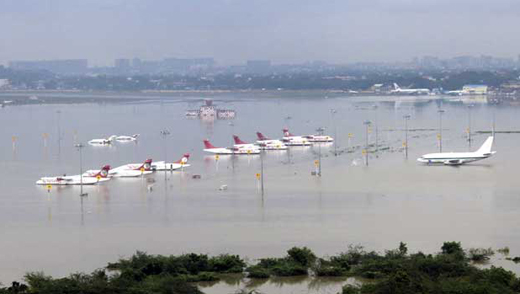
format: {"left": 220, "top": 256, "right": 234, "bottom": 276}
{"left": 1, "top": 93, "right": 520, "bottom": 293}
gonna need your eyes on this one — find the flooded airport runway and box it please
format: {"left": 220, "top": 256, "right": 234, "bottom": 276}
{"left": 1, "top": 93, "right": 520, "bottom": 293}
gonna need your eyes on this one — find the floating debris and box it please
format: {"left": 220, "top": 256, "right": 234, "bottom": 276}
{"left": 219, "top": 184, "right": 228, "bottom": 191}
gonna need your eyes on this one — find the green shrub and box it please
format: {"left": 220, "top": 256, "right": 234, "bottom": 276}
{"left": 208, "top": 254, "right": 246, "bottom": 273}
{"left": 315, "top": 265, "right": 346, "bottom": 277}
{"left": 287, "top": 247, "right": 316, "bottom": 267}
{"left": 247, "top": 266, "right": 270, "bottom": 279}
{"left": 270, "top": 263, "right": 307, "bottom": 277}
{"left": 468, "top": 248, "right": 494, "bottom": 262}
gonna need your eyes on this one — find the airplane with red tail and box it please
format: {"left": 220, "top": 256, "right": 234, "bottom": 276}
{"left": 36, "top": 165, "right": 112, "bottom": 185}
{"left": 254, "top": 132, "right": 288, "bottom": 150}
{"left": 153, "top": 153, "right": 191, "bottom": 171}
{"left": 203, "top": 139, "right": 260, "bottom": 155}
{"left": 282, "top": 128, "right": 311, "bottom": 146}
{"left": 109, "top": 159, "right": 154, "bottom": 177}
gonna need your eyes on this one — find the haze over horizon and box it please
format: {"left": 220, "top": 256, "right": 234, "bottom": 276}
{"left": 2, "top": 0, "right": 520, "bottom": 66}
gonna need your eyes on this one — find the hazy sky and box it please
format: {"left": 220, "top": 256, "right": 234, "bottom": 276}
{"left": 1, "top": 0, "right": 520, "bottom": 66}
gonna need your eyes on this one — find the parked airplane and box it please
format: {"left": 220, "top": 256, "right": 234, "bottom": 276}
{"left": 203, "top": 140, "right": 260, "bottom": 155}
{"left": 88, "top": 135, "right": 117, "bottom": 145}
{"left": 115, "top": 134, "right": 139, "bottom": 142}
{"left": 233, "top": 135, "right": 280, "bottom": 151}
{"left": 417, "top": 136, "right": 495, "bottom": 165}
{"left": 153, "top": 154, "right": 191, "bottom": 171}
{"left": 255, "top": 132, "right": 288, "bottom": 150}
{"left": 282, "top": 129, "right": 311, "bottom": 146}
{"left": 391, "top": 83, "right": 430, "bottom": 95}
{"left": 109, "top": 159, "right": 154, "bottom": 177}
{"left": 304, "top": 134, "right": 334, "bottom": 143}
{"left": 36, "top": 165, "right": 111, "bottom": 185}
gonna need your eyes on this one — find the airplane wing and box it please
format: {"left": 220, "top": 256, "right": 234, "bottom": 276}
{"left": 443, "top": 159, "right": 465, "bottom": 166}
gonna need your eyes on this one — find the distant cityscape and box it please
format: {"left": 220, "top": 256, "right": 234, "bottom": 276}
{"left": 5, "top": 55, "right": 520, "bottom": 75}
{"left": 1, "top": 55, "right": 520, "bottom": 99}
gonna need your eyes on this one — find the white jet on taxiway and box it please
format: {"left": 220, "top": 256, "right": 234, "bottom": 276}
{"left": 417, "top": 136, "right": 496, "bottom": 166}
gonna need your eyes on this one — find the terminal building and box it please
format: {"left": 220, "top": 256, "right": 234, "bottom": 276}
{"left": 463, "top": 85, "right": 488, "bottom": 95}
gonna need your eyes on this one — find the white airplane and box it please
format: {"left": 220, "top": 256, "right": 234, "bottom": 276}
{"left": 417, "top": 136, "right": 496, "bottom": 166}
{"left": 203, "top": 139, "right": 260, "bottom": 155}
{"left": 88, "top": 135, "right": 117, "bottom": 145}
{"left": 153, "top": 153, "right": 191, "bottom": 171}
{"left": 391, "top": 83, "right": 430, "bottom": 95}
{"left": 109, "top": 159, "right": 154, "bottom": 177}
{"left": 446, "top": 90, "right": 464, "bottom": 96}
{"left": 233, "top": 135, "right": 287, "bottom": 150}
{"left": 303, "top": 133, "right": 334, "bottom": 143}
{"left": 282, "top": 129, "right": 311, "bottom": 146}
{"left": 115, "top": 134, "right": 139, "bottom": 142}
{"left": 255, "top": 132, "right": 288, "bottom": 150}
{"left": 36, "top": 165, "right": 111, "bottom": 185}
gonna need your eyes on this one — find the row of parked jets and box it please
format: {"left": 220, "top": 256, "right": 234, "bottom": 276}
{"left": 36, "top": 154, "right": 190, "bottom": 186}
{"left": 203, "top": 129, "right": 334, "bottom": 155}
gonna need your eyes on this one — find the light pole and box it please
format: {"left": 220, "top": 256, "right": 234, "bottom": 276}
{"left": 75, "top": 143, "right": 87, "bottom": 197}
{"left": 260, "top": 150, "right": 265, "bottom": 195}
{"left": 467, "top": 105, "right": 473, "bottom": 150}
{"left": 438, "top": 109, "right": 445, "bottom": 153}
{"left": 363, "top": 120, "right": 371, "bottom": 166}
{"left": 160, "top": 130, "right": 171, "bottom": 170}
{"left": 316, "top": 127, "right": 324, "bottom": 176}
{"left": 57, "top": 110, "right": 62, "bottom": 156}
{"left": 403, "top": 115, "right": 411, "bottom": 159}
{"left": 373, "top": 105, "right": 379, "bottom": 154}
{"left": 330, "top": 109, "right": 338, "bottom": 156}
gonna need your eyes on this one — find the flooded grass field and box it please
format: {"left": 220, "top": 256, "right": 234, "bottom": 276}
{"left": 1, "top": 93, "right": 520, "bottom": 293}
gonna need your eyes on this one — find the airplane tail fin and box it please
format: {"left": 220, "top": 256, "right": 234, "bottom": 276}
{"left": 204, "top": 139, "right": 216, "bottom": 149}
{"left": 394, "top": 83, "right": 400, "bottom": 90}
{"left": 476, "top": 136, "right": 494, "bottom": 155}
{"left": 174, "top": 153, "right": 190, "bottom": 164}
{"left": 95, "top": 165, "right": 111, "bottom": 178}
{"left": 233, "top": 135, "right": 247, "bottom": 145}
{"left": 138, "top": 159, "right": 153, "bottom": 171}
{"left": 132, "top": 134, "right": 140, "bottom": 139}
{"left": 256, "top": 132, "right": 268, "bottom": 141}
{"left": 283, "top": 128, "right": 293, "bottom": 137}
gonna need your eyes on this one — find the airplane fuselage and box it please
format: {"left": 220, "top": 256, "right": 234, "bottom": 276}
{"left": 417, "top": 152, "right": 494, "bottom": 165}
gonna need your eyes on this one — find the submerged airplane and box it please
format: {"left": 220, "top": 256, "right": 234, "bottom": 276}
{"left": 203, "top": 139, "right": 260, "bottom": 155}
{"left": 282, "top": 129, "right": 311, "bottom": 146}
{"left": 36, "top": 165, "right": 111, "bottom": 185}
{"left": 417, "top": 136, "right": 496, "bottom": 165}
{"left": 153, "top": 154, "right": 191, "bottom": 171}
{"left": 88, "top": 135, "right": 117, "bottom": 145}
{"left": 109, "top": 159, "right": 154, "bottom": 177}
{"left": 114, "top": 134, "right": 139, "bottom": 142}
{"left": 391, "top": 83, "right": 430, "bottom": 95}
{"left": 255, "top": 132, "right": 288, "bottom": 150}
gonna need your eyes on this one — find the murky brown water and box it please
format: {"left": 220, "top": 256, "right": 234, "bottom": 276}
{"left": 1, "top": 93, "right": 520, "bottom": 293}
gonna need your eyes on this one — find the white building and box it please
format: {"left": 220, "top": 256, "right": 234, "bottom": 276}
{"left": 0, "top": 79, "right": 10, "bottom": 89}
{"left": 463, "top": 85, "right": 488, "bottom": 95}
